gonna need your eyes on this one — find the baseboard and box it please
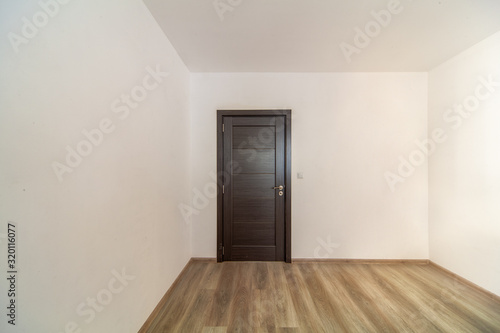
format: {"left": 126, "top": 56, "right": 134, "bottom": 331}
{"left": 292, "top": 258, "right": 430, "bottom": 265}
{"left": 190, "top": 257, "right": 429, "bottom": 265}
{"left": 429, "top": 261, "right": 500, "bottom": 302}
{"left": 138, "top": 258, "right": 195, "bottom": 333}
{"left": 191, "top": 257, "right": 217, "bottom": 262}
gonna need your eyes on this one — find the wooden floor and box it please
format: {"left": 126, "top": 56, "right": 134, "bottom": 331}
{"left": 143, "top": 261, "right": 500, "bottom": 332}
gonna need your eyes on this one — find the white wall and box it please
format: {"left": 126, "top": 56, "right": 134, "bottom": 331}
{"left": 428, "top": 32, "right": 500, "bottom": 296}
{"left": 0, "top": 0, "right": 191, "bottom": 332}
{"left": 190, "top": 72, "right": 429, "bottom": 260}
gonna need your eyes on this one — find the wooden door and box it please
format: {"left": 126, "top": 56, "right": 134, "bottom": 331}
{"left": 217, "top": 110, "right": 291, "bottom": 262}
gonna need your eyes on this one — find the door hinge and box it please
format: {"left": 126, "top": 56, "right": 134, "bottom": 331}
{"left": 222, "top": 124, "right": 225, "bottom": 132}
{"left": 222, "top": 246, "right": 225, "bottom": 255}
{"left": 222, "top": 184, "right": 225, "bottom": 194}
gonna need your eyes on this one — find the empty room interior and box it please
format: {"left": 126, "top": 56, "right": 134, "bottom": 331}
{"left": 1, "top": 0, "right": 500, "bottom": 332}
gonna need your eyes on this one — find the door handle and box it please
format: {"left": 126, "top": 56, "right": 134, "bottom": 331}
{"left": 273, "top": 185, "right": 284, "bottom": 190}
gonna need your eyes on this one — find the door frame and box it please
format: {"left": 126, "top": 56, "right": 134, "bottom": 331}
{"left": 217, "top": 110, "right": 292, "bottom": 263}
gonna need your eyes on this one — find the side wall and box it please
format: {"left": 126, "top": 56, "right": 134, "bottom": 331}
{"left": 190, "top": 72, "right": 429, "bottom": 260}
{"left": 0, "top": 1, "right": 191, "bottom": 332}
{"left": 428, "top": 32, "right": 500, "bottom": 296}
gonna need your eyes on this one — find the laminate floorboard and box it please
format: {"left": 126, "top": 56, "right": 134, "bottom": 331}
{"left": 143, "top": 261, "right": 500, "bottom": 332}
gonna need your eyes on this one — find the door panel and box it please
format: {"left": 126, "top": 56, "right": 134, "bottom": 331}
{"left": 222, "top": 116, "right": 285, "bottom": 261}
{"left": 233, "top": 222, "right": 275, "bottom": 245}
{"left": 233, "top": 174, "right": 275, "bottom": 197}
{"left": 230, "top": 247, "right": 275, "bottom": 261}
{"left": 233, "top": 127, "right": 276, "bottom": 149}
{"left": 233, "top": 197, "right": 275, "bottom": 222}
{"left": 232, "top": 149, "right": 275, "bottom": 174}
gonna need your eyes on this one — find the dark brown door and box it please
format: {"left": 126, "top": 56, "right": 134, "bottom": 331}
{"left": 217, "top": 111, "right": 291, "bottom": 262}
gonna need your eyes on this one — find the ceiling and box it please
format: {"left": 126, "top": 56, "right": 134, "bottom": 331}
{"left": 143, "top": 0, "right": 500, "bottom": 72}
